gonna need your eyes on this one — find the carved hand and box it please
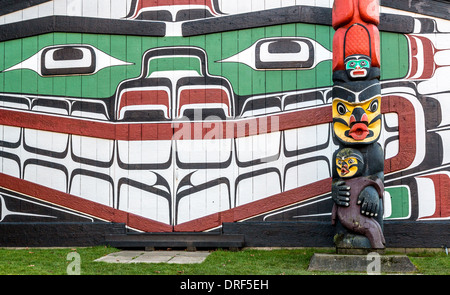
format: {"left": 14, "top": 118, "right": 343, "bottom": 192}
{"left": 332, "top": 180, "right": 351, "bottom": 207}
{"left": 357, "top": 186, "right": 380, "bottom": 216}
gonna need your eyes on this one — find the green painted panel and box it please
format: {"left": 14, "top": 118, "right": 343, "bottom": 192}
{"left": 385, "top": 186, "right": 410, "bottom": 219}
{"left": 380, "top": 32, "right": 409, "bottom": 80}
{"left": 0, "top": 24, "right": 409, "bottom": 99}
{"left": 147, "top": 56, "right": 202, "bottom": 77}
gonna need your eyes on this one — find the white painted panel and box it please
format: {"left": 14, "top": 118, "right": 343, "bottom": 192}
{"left": 177, "top": 183, "right": 230, "bottom": 224}
{"left": 284, "top": 124, "right": 329, "bottom": 152}
{"left": 82, "top": 0, "right": 98, "bottom": 17}
{"left": 71, "top": 135, "right": 113, "bottom": 163}
{"left": 118, "top": 184, "right": 170, "bottom": 225}
{"left": 54, "top": 0, "right": 68, "bottom": 15}
{"left": 0, "top": 126, "right": 21, "bottom": 144}
{"left": 117, "top": 140, "right": 172, "bottom": 165}
{"left": 235, "top": 132, "right": 280, "bottom": 163}
{"left": 0, "top": 157, "right": 20, "bottom": 178}
{"left": 24, "top": 129, "right": 68, "bottom": 153}
{"left": 70, "top": 174, "right": 112, "bottom": 206}
{"left": 415, "top": 177, "right": 436, "bottom": 219}
{"left": 235, "top": 171, "right": 281, "bottom": 206}
{"left": 38, "top": 1, "right": 54, "bottom": 17}
{"left": 176, "top": 139, "right": 232, "bottom": 163}
{"left": 284, "top": 159, "right": 330, "bottom": 191}
{"left": 67, "top": 0, "right": 83, "bottom": 16}
{"left": 385, "top": 139, "right": 399, "bottom": 160}
{"left": 24, "top": 164, "right": 67, "bottom": 193}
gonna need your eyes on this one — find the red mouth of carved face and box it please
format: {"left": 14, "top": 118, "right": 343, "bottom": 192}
{"left": 351, "top": 70, "right": 366, "bottom": 77}
{"left": 349, "top": 123, "right": 369, "bottom": 140}
{"left": 340, "top": 167, "right": 349, "bottom": 175}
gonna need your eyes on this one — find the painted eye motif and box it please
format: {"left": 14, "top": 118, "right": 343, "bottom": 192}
{"left": 336, "top": 102, "right": 348, "bottom": 115}
{"left": 348, "top": 159, "right": 354, "bottom": 164}
{"left": 360, "top": 60, "right": 367, "bottom": 67}
{"left": 218, "top": 37, "right": 332, "bottom": 71}
{"left": 368, "top": 99, "right": 379, "bottom": 112}
{"left": 337, "top": 160, "right": 342, "bottom": 166}
{"left": 2, "top": 44, "right": 131, "bottom": 77}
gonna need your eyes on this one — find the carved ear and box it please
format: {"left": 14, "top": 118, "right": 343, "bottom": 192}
{"left": 332, "top": 0, "right": 354, "bottom": 29}
{"left": 358, "top": 0, "right": 380, "bottom": 25}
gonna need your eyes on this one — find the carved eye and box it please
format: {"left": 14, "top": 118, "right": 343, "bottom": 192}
{"left": 360, "top": 60, "right": 367, "bottom": 67}
{"left": 337, "top": 102, "right": 348, "bottom": 115}
{"left": 337, "top": 160, "right": 342, "bottom": 166}
{"left": 368, "top": 99, "right": 379, "bottom": 112}
{"left": 348, "top": 159, "right": 354, "bottom": 164}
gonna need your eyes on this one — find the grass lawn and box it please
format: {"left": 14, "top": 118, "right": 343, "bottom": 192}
{"left": 0, "top": 246, "right": 448, "bottom": 275}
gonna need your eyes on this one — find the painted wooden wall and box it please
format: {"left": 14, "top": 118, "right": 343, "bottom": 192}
{"left": 0, "top": 0, "right": 448, "bottom": 242}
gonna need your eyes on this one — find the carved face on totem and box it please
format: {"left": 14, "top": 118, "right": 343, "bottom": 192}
{"left": 332, "top": 83, "right": 381, "bottom": 145}
{"left": 345, "top": 54, "right": 371, "bottom": 79}
{"left": 335, "top": 148, "right": 364, "bottom": 178}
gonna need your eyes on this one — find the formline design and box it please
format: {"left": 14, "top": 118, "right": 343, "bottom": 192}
{"left": 0, "top": 0, "right": 448, "bottom": 248}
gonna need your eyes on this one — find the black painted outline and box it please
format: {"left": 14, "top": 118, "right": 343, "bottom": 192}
{"left": 182, "top": 5, "right": 414, "bottom": 36}
{"left": 0, "top": 15, "right": 166, "bottom": 42}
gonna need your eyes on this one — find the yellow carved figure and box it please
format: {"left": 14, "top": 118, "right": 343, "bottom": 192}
{"left": 332, "top": 96, "right": 381, "bottom": 144}
{"left": 335, "top": 149, "right": 364, "bottom": 178}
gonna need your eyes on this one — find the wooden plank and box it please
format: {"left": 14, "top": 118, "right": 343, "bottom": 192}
{"left": 222, "top": 220, "right": 450, "bottom": 247}
{"left": 381, "top": 0, "right": 450, "bottom": 21}
{"left": 0, "top": 15, "right": 166, "bottom": 42}
{"left": 182, "top": 6, "right": 414, "bottom": 36}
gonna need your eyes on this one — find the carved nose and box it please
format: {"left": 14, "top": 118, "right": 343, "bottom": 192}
{"left": 350, "top": 107, "right": 368, "bottom": 123}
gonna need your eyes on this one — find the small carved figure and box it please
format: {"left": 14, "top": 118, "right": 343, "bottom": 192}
{"left": 331, "top": 148, "right": 385, "bottom": 249}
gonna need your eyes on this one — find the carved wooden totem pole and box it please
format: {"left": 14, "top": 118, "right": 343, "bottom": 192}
{"left": 331, "top": 0, "right": 385, "bottom": 250}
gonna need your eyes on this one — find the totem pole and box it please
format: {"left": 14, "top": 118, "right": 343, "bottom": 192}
{"left": 331, "top": 0, "right": 385, "bottom": 250}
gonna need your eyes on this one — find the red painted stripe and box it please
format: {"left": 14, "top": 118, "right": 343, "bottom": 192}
{"left": 119, "top": 89, "right": 170, "bottom": 117}
{"left": 178, "top": 88, "right": 230, "bottom": 117}
{"left": 0, "top": 105, "right": 332, "bottom": 141}
{"left": 174, "top": 178, "right": 331, "bottom": 232}
{"left": 382, "top": 95, "right": 416, "bottom": 173}
{"left": 406, "top": 35, "right": 419, "bottom": 79}
{"left": 0, "top": 173, "right": 173, "bottom": 232}
{"left": 415, "top": 35, "right": 438, "bottom": 79}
